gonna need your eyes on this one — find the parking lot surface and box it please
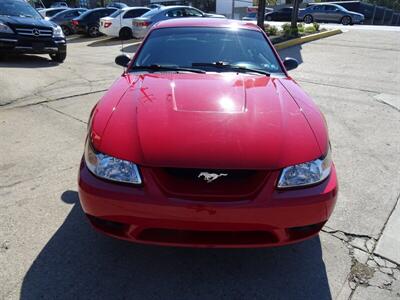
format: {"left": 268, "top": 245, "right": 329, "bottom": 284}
{"left": 1, "top": 28, "right": 399, "bottom": 299}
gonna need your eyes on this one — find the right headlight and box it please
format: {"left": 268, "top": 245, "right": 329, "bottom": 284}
{"left": 84, "top": 139, "right": 142, "bottom": 184}
{"left": 277, "top": 147, "right": 332, "bottom": 188}
{"left": 0, "top": 22, "right": 14, "bottom": 34}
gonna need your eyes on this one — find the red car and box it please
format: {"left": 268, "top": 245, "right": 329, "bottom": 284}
{"left": 78, "top": 18, "right": 338, "bottom": 248}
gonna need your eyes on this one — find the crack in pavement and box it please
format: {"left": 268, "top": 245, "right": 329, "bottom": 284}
{"left": 40, "top": 103, "right": 87, "bottom": 125}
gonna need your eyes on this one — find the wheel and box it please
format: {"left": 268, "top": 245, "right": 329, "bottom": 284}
{"left": 119, "top": 27, "right": 132, "bottom": 40}
{"left": 88, "top": 25, "right": 100, "bottom": 37}
{"left": 304, "top": 14, "right": 313, "bottom": 24}
{"left": 266, "top": 15, "right": 272, "bottom": 21}
{"left": 341, "top": 16, "right": 352, "bottom": 25}
{"left": 61, "top": 25, "right": 71, "bottom": 36}
{"left": 49, "top": 52, "right": 66, "bottom": 63}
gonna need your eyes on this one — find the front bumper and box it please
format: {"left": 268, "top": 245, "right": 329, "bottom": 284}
{"left": 0, "top": 34, "right": 66, "bottom": 54}
{"left": 78, "top": 160, "right": 338, "bottom": 248}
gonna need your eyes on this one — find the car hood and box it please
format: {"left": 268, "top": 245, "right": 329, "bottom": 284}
{"left": 0, "top": 15, "right": 54, "bottom": 29}
{"left": 93, "top": 73, "right": 324, "bottom": 169}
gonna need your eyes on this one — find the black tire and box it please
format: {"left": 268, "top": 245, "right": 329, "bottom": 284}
{"left": 61, "top": 25, "right": 71, "bottom": 36}
{"left": 119, "top": 27, "right": 132, "bottom": 40}
{"left": 341, "top": 16, "right": 352, "bottom": 25}
{"left": 304, "top": 14, "right": 313, "bottom": 24}
{"left": 49, "top": 52, "right": 66, "bottom": 63}
{"left": 88, "top": 25, "right": 100, "bottom": 37}
{"left": 266, "top": 15, "right": 272, "bottom": 21}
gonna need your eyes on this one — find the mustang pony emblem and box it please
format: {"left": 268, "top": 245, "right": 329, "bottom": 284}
{"left": 198, "top": 172, "right": 228, "bottom": 183}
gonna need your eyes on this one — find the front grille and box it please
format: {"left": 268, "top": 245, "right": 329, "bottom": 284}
{"left": 152, "top": 168, "right": 269, "bottom": 201}
{"left": 15, "top": 27, "right": 53, "bottom": 37}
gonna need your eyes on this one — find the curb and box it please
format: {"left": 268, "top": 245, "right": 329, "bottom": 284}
{"left": 274, "top": 29, "right": 343, "bottom": 50}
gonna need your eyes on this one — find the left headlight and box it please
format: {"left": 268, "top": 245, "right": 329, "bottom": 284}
{"left": 0, "top": 22, "right": 14, "bottom": 34}
{"left": 53, "top": 25, "right": 65, "bottom": 38}
{"left": 277, "top": 147, "right": 332, "bottom": 188}
{"left": 84, "top": 139, "right": 142, "bottom": 184}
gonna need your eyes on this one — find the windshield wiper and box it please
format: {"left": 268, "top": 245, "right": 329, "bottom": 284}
{"left": 192, "top": 61, "right": 270, "bottom": 76}
{"left": 130, "top": 65, "right": 206, "bottom": 74}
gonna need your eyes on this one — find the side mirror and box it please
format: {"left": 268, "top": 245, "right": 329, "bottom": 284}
{"left": 115, "top": 54, "right": 131, "bottom": 68}
{"left": 283, "top": 57, "right": 299, "bottom": 71}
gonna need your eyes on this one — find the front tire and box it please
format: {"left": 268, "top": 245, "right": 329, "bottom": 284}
{"left": 88, "top": 25, "right": 100, "bottom": 37}
{"left": 266, "top": 15, "right": 272, "bottom": 21}
{"left": 119, "top": 27, "right": 132, "bottom": 40}
{"left": 49, "top": 52, "right": 66, "bottom": 63}
{"left": 341, "top": 16, "right": 352, "bottom": 25}
{"left": 304, "top": 14, "right": 313, "bottom": 24}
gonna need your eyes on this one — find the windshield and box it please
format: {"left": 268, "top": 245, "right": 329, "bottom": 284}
{"left": 0, "top": 0, "right": 42, "bottom": 19}
{"left": 109, "top": 9, "right": 123, "bottom": 18}
{"left": 133, "top": 27, "right": 283, "bottom": 74}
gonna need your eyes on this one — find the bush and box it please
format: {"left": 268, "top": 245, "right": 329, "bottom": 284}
{"left": 313, "top": 22, "right": 320, "bottom": 31}
{"left": 305, "top": 25, "right": 317, "bottom": 33}
{"left": 265, "top": 25, "right": 278, "bottom": 36}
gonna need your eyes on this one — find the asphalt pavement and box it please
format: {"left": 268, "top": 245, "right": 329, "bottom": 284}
{"left": 0, "top": 26, "right": 399, "bottom": 299}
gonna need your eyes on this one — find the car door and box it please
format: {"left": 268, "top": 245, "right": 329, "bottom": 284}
{"left": 324, "top": 5, "right": 343, "bottom": 22}
{"left": 312, "top": 5, "right": 325, "bottom": 22}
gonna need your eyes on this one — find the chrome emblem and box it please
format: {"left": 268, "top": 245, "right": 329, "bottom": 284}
{"left": 198, "top": 172, "right": 228, "bottom": 183}
{"left": 32, "top": 28, "right": 40, "bottom": 36}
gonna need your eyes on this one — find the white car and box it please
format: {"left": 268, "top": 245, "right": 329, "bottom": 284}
{"left": 38, "top": 7, "right": 67, "bottom": 20}
{"left": 99, "top": 7, "right": 150, "bottom": 39}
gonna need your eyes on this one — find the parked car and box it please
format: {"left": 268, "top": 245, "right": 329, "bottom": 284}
{"left": 79, "top": 18, "right": 338, "bottom": 248}
{"left": 107, "top": 2, "right": 128, "bottom": 9}
{"left": 147, "top": 4, "right": 164, "bottom": 9}
{"left": 242, "top": 9, "right": 273, "bottom": 21}
{"left": 299, "top": 4, "right": 364, "bottom": 25}
{"left": 0, "top": 0, "right": 67, "bottom": 62}
{"left": 49, "top": 8, "right": 87, "bottom": 36}
{"left": 99, "top": 7, "right": 150, "bottom": 39}
{"left": 131, "top": 6, "right": 225, "bottom": 39}
{"left": 38, "top": 7, "right": 68, "bottom": 19}
{"left": 71, "top": 7, "right": 117, "bottom": 37}
{"left": 50, "top": 2, "right": 68, "bottom": 8}
{"left": 265, "top": 7, "right": 293, "bottom": 21}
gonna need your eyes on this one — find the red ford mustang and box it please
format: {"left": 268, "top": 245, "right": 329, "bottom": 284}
{"left": 78, "top": 18, "right": 338, "bottom": 248}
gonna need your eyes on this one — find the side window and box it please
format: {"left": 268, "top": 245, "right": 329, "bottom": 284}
{"left": 166, "top": 9, "right": 185, "bottom": 18}
{"left": 123, "top": 9, "right": 143, "bottom": 18}
{"left": 184, "top": 8, "right": 203, "bottom": 17}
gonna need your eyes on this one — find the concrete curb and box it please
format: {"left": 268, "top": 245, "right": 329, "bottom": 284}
{"left": 274, "top": 29, "right": 343, "bottom": 50}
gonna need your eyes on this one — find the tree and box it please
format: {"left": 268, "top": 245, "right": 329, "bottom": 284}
{"left": 290, "top": 0, "right": 301, "bottom": 34}
{"left": 257, "top": 0, "right": 266, "bottom": 28}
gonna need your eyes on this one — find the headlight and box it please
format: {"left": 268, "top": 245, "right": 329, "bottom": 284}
{"left": 84, "top": 139, "right": 142, "bottom": 184}
{"left": 277, "top": 147, "right": 332, "bottom": 188}
{"left": 53, "top": 25, "right": 65, "bottom": 38}
{"left": 0, "top": 22, "right": 13, "bottom": 34}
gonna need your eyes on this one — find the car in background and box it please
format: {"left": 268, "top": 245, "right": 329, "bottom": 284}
{"left": 147, "top": 4, "right": 163, "bottom": 9}
{"left": 265, "top": 7, "right": 293, "bottom": 21}
{"left": 38, "top": 7, "right": 68, "bottom": 19}
{"left": 50, "top": 2, "right": 68, "bottom": 8}
{"left": 299, "top": 4, "right": 364, "bottom": 25}
{"left": 242, "top": 9, "right": 273, "bottom": 21}
{"left": 107, "top": 2, "right": 128, "bottom": 9}
{"left": 0, "top": 0, "right": 67, "bottom": 62}
{"left": 72, "top": 7, "right": 117, "bottom": 37}
{"left": 99, "top": 7, "right": 150, "bottom": 39}
{"left": 49, "top": 8, "right": 87, "bottom": 35}
{"left": 79, "top": 18, "right": 338, "bottom": 248}
{"left": 131, "top": 6, "right": 225, "bottom": 39}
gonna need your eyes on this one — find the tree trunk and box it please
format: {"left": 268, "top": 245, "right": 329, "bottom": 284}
{"left": 291, "top": 0, "right": 301, "bottom": 29}
{"left": 257, "top": 0, "right": 266, "bottom": 29}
